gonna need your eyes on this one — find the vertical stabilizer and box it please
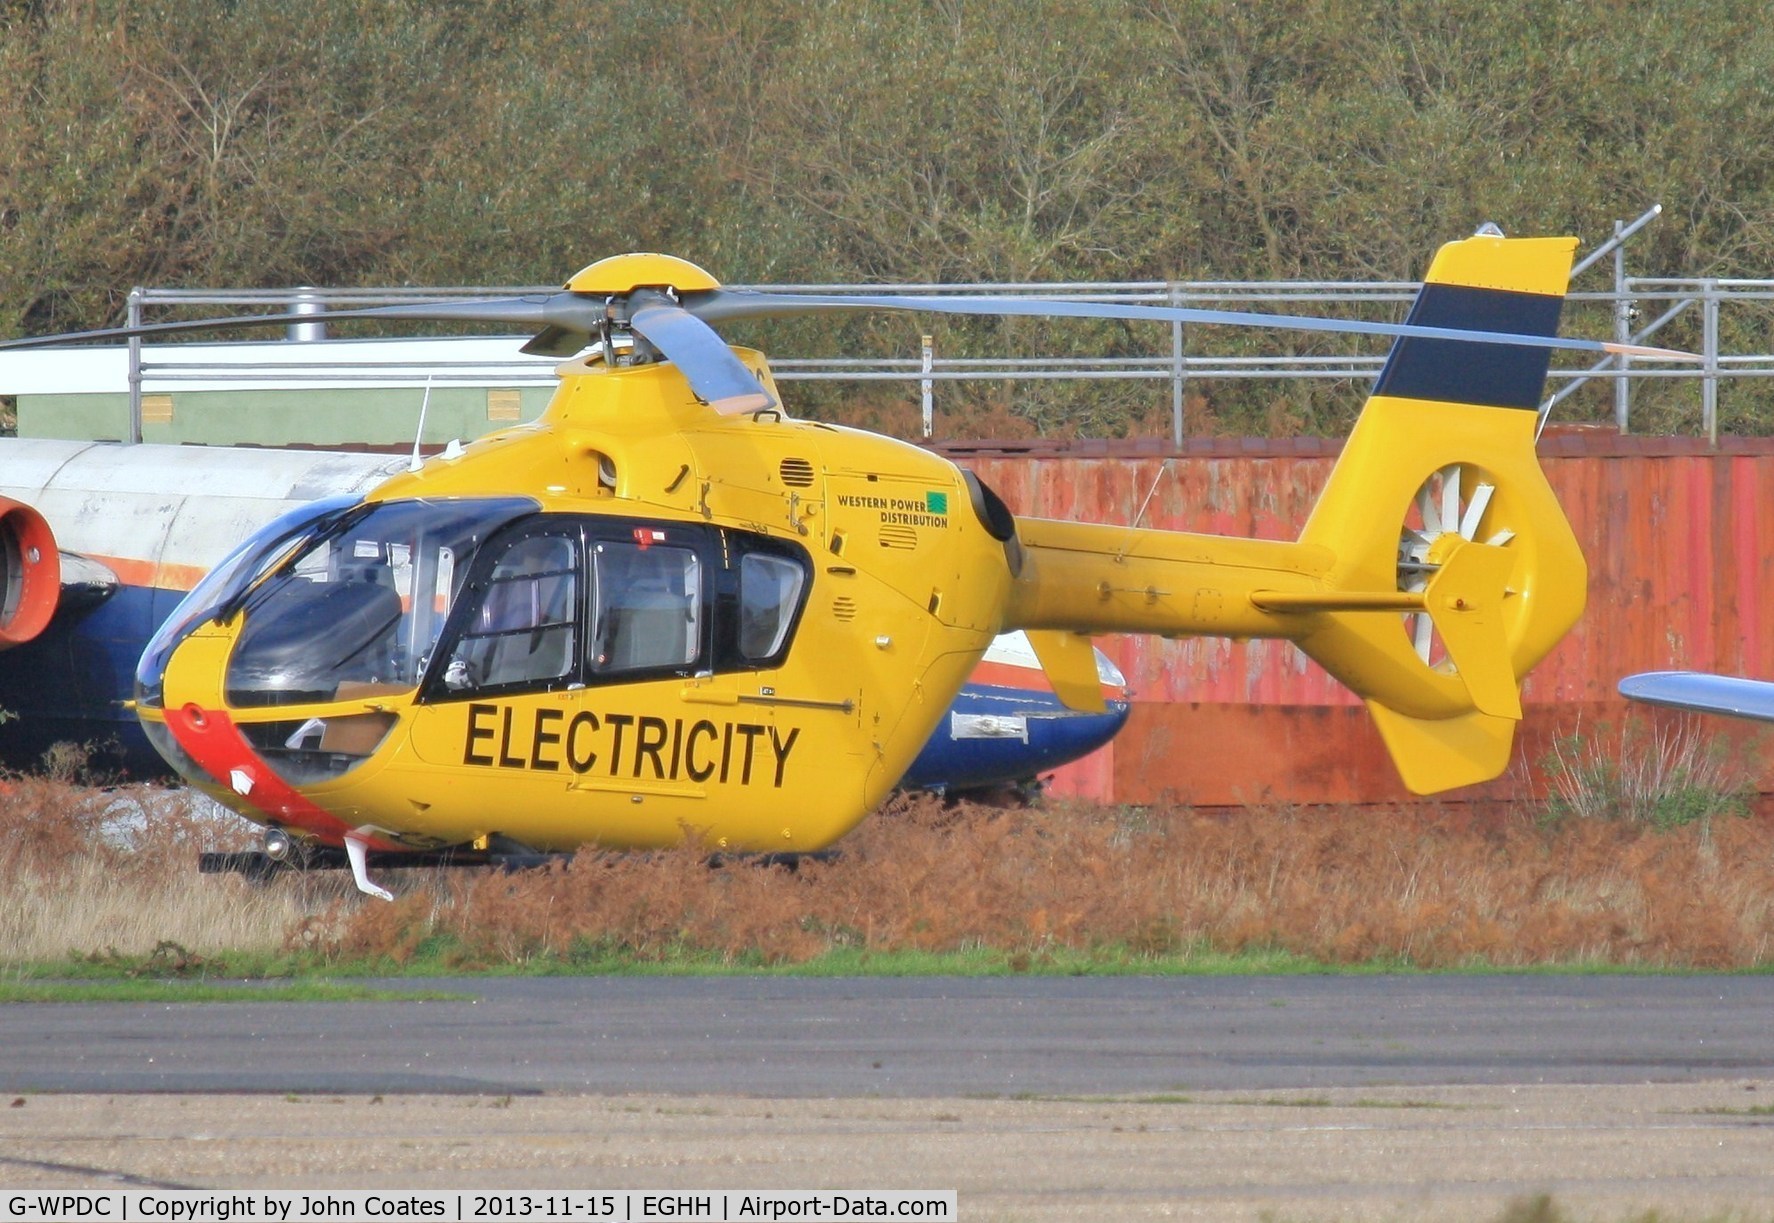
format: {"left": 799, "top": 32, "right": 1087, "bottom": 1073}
{"left": 1289, "top": 233, "right": 1587, "bottom": 790}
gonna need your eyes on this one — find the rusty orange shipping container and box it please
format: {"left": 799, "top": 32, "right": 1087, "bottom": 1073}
{"left": 954, "top": 432, "right": 1774, "bottom": 806}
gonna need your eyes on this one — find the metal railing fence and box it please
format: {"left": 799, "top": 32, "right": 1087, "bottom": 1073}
{"left": 120, "top": 207, "right": 1774, "bottom": 445}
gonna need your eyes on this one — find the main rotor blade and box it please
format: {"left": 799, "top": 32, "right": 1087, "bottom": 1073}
{"left": 685, "top": 289, "right": 1695, "bottom": 362}
{"left": 629, "top": 294, "right": 775, "bottom": 414}
{"left": 0, "top": 295, "right": 603, "bottom": 352}
{"left": 0, "top": 282, "right": 1698, "bottom": 366}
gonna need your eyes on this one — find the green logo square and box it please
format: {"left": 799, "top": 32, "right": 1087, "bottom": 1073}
{"left": 925, "top": 491, "right": 948, "bottom": 515}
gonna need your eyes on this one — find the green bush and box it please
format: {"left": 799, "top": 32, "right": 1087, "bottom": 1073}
{"left": 1538, "top": 718, "right": 1753, "bottom": 830}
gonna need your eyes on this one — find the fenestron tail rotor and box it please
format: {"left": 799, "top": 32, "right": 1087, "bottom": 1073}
{"left": 1397, "top": 463, "right": 1516, "bottom": 667}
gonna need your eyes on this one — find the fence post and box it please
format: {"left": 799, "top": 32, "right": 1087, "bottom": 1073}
{"left": 1703, "top": 280, "right": 1720, "bottom": 445}
{"left": 1613, "top": 219, "right": 1631, "bottom": 433}
{"left": 1169, "top": 282, "right": 1184, "bottom": 447}
{"left": 920, "top": 334, "right": 934, "bottom": 439}
{"left": 287, "top": 288, "right": 326, "bottom": 342}
{"left": 126, "top": 287, "right": 143, "bottom": 445}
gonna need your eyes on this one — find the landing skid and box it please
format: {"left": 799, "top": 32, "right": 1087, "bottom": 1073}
{"left": 198, "top": 846, "right": 831, "bottom": 885}
{"left": 198, "top": 846, "right": 567, "bottom": 882}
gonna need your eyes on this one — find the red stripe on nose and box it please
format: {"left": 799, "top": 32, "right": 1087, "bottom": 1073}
{"left": 162, "top": 703, "right": 395, "bottom": 849}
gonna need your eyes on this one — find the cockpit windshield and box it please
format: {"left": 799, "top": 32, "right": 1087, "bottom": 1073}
{"left": 135, "top": 495, "right": 363, "bottom": 707}
{"left": 134, "top": 496, "right": 537, "bottom": 711}
{"left": 221, "top": 498, "right": 537, "bottom": 707}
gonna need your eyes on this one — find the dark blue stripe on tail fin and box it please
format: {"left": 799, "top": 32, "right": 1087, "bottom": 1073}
{"left": 1373, "top": 284, "right": 1564, "bottom": 410}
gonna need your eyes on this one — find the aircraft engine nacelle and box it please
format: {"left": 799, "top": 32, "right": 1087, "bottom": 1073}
{"left": 0, "top": 496, "right": 59, "bottom": 649}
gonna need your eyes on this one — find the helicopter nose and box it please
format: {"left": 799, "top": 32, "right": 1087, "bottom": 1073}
{"left": 156, "top": 700, "right": 369, "bottom": 846}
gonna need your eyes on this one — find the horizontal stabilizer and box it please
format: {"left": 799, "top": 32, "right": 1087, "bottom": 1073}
{"left": 1618, "top": 671, "right": 1774, "bottom": 723}
{"left": 1253, "top": 591, "right": 1423, "bottom": 612}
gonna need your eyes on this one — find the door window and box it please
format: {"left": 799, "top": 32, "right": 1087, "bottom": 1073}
{"left": 589, "top": 540, "right": 702, "bottom": 675}
{"left": 441, "top": 531, "right": 579, "bottom": 694}
{"left": 737, "top": 552, "right": 806, "bottom": 662}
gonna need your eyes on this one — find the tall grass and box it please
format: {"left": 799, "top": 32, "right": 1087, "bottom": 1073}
{"left": 1538, "top": 716, "right": 1753, "bottom": 830}
{"left": 321, "top": 794, "right": 1774, "bottom": 971}
{"left": 0, "top": 778, "right": 339, "bottom": 963}
{"left": 6, "top": 778, "right": 1774, "bottom": 972}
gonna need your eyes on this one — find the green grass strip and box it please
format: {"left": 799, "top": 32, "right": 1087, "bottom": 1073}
{"left": 11, "top": 939, "right": 1774, "bottom": 980}
{"left": 0, "top": 980, "right": 471, "bottom": 1003}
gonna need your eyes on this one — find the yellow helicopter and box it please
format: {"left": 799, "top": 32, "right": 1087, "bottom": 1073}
{"left": 0, "top": 230, "right": 1684, "bottom": 897}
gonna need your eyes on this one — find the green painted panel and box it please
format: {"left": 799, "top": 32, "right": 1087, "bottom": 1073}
{"left": 19, "top": 394, "right": 132, "bottom": 441}
{"left": 19, "top": 387, "right": 552, "bottom": 445}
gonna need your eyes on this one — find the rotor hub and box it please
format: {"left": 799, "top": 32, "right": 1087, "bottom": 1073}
{"left": 563, "top": 253, "right": 721, "bottom": 295}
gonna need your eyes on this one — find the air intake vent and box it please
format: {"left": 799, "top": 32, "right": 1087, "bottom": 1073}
{"left": 779, "top": 457, "right": 815, "bottom": 487}
{"left": 831, "top": 597, "right": 857, "bottom": 621}
{"left": 878, "top": 525, "right": 917, "bottom": 550}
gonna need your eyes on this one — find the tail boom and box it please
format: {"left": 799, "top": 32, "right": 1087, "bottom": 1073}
{"left": 1002, "top": 521, "right": 1333, "bottom": 640}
